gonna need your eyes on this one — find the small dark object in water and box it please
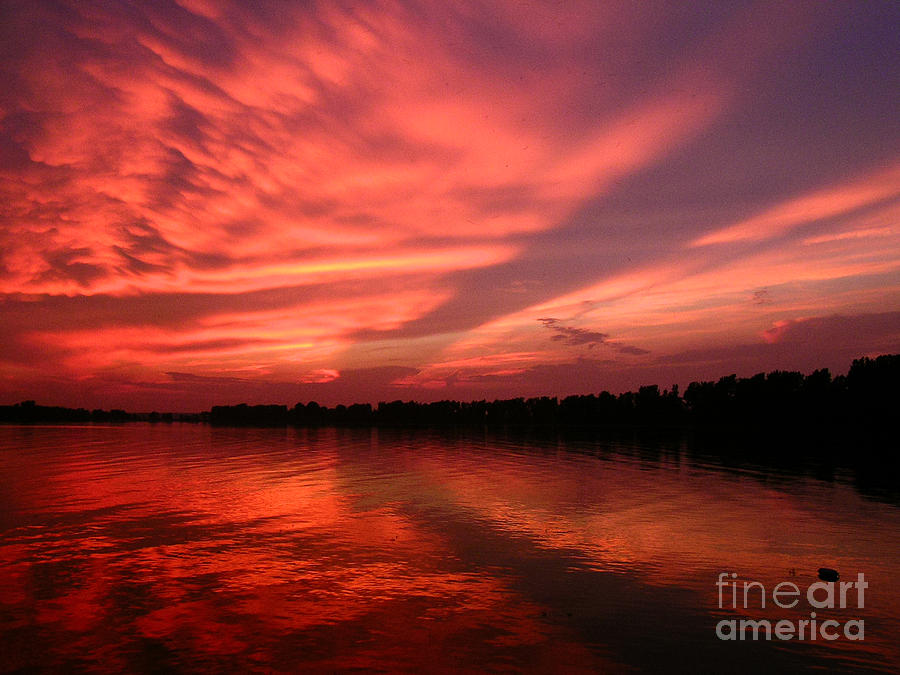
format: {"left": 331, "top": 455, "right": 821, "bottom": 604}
{"left": 818, "top": 567, "right": 839, "bottom": 582}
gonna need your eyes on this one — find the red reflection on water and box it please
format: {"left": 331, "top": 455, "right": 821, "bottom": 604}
{"left": 0, "top": 425, "right": 898, "bottom": 672}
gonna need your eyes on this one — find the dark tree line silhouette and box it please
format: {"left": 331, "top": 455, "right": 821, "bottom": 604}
{"left": 3, "top": 354, "right": 897, "bottom": 432}
{"left": 206, "top": 354, "right": 898, "bottom": 431}
{"left": 0, "top": 401, "right": 201, "bottom": 424}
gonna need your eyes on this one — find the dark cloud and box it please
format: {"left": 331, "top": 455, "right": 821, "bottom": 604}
{"left": 113, "top": 247, "right": 169, "bottom": 275}
{"left": 538, "top": 318, "right": 649, "bottom": 355}
{"left": 37, "top": 247, "right": 108, "bottom": 287}
{"left": 538, "top": 318, "right": 609, "bottom": 347}
{"left": 617, "top": 345, "right": 651, "bottom": 356}
{"left": 113, "top": 221, "right": 186, "bottom": 276}
{"left": 752, "top": 289, "right": 772, "bottom": 305}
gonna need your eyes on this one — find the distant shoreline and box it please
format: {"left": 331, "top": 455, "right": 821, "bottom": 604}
{"left": 2, "top": 355, "right": 897, "bottom": 434}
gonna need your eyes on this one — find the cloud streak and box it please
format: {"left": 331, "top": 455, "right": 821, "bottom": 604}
{"left": 538, "top": 318, "right": 649, "bottom": 355}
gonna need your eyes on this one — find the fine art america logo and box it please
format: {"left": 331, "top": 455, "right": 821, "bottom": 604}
{"left": 715, "top": 571, "right": 867, "bottom": 641}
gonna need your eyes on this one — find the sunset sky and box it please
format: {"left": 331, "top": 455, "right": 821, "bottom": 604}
{"left": 1, "top": 0, "right": 899, "bottom": 410}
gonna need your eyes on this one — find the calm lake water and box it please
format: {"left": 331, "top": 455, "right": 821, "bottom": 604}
{"left": 0, "top": 424, "right": 898, "bottom": 673}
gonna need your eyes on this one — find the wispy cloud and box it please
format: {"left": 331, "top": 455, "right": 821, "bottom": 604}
{"left": 691, "top": 164, "right": 900, "bottom": 247}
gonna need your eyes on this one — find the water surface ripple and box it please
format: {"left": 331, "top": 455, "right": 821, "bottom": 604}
{"left": 1, "top": 424, "right": 897, "bottom": 673}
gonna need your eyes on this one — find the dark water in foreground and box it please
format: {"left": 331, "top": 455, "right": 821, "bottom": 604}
{"left": 0, "top": 424, "right": 898, "bottom": 673}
